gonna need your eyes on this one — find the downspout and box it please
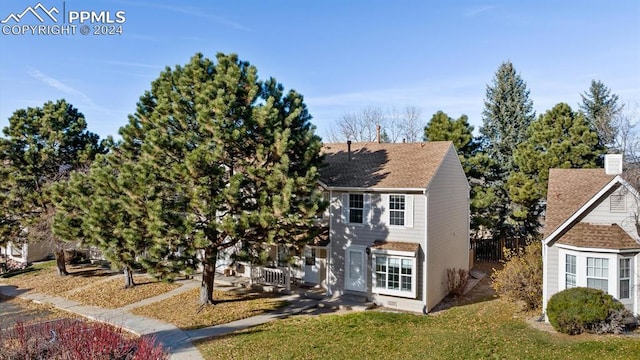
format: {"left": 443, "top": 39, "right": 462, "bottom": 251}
{"left": 327, "top": 189, "right": 333, "bottom": 297}
{"left": 635, "top": 255, "right": 638, "bottom": 316}
{"left": 423, "top": 189, "right": 429, "bottom": 313}
{"left": 542, "top": 241, "right": 548, "bottom": 318}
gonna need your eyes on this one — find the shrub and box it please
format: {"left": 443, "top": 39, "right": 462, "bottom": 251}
{"left": 447, "top": 268, "right": 469, "bottom": 297}
{"left": 0, "top": 319, "right": 168, "bottom": 359}
{"left": 491, "top": 241, "right": 542, "bottom": 310}
{"left": 546, "top": 287, "right": 631, "bottom": 335}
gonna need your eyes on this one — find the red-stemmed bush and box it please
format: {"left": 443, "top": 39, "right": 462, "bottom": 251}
{"left": 0, "top": 318, "right": 168, "bottom": 359}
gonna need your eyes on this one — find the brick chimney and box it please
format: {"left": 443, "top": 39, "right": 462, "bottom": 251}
{"left": 376, "top": 124, "right": 381, "bottom": 143}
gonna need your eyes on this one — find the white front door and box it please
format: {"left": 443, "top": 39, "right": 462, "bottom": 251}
{"left": 304, "top": 247, "right": 320, "bottom": 284}
{"left": 345, "top": 246, "right": 367, "bottom": 292}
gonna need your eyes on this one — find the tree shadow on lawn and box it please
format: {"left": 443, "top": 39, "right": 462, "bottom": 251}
{"left": 430, "top": 262, "right": 503, "bottom": 314}
{"left": 210, "top": 290, "right": 284, "bottom": 306}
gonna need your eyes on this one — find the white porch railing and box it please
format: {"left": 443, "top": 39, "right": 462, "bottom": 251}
{"left": 250, "top": 266, "right": 291, "bottom": 291}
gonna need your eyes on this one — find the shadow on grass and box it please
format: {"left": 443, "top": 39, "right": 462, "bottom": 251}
{"left": 211, "top": 291, "right": 283, "bottom": 306}
{"left": 0, "top": 286, "right": 31, "bottom": 302}
{"left": 0, "top": 268, "right": 37, "bottom": 279}
{"left": 430, "top": 262, "right": 503, "bottom": 314}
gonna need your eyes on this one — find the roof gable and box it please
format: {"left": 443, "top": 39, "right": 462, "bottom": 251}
{"left": 544, "top": 169, "right": 616, "bottom": 238}
{"left": 319, "top": 141, "right": 453, "bottom": 189}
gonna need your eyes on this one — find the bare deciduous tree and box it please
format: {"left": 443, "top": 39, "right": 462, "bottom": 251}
{"left": 327, "top": 106, "right": 384, "bottom": 142}
{"left": 401, "top": 105, "right": 422, "bottom": 143}
{"left": 327, "top": 105, "right": 424, "bottom": 143}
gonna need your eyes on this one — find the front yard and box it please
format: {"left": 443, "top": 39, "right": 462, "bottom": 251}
{"left": 131, "top": 287, "right": 288, "bottom": 330}
{"left": 197, "top": 299, "right": 640, "bottom": 360}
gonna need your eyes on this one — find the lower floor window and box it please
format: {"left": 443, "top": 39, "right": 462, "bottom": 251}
{"left": 620, "top": 258, "right": 631, "bottom": 299}
{"left": 586, "top": 257, "right": 609, "bottom": 292}
{"left": 374, "top": 255, "right": 416, "bottom": 298}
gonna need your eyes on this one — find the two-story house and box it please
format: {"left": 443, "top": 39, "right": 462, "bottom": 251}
{"left": 542, "top": 154, "right": 640, "bottom": 317}
{"left": 317, "top": 141, "right": 470, "bottom": 313}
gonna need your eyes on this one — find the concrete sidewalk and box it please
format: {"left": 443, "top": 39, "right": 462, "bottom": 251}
{"left": 0, "top": 276, "right": 372, "bottom": 360}
{"left": 0, "top": 283, "right": 202, "bottom": 360}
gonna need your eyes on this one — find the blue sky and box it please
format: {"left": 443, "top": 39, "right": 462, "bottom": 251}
{"left": 1, "top": 0, "right": 639, "bottom": 141}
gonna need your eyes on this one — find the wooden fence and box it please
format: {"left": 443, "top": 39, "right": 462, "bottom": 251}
{"left": 471, "top": 237, "right": 526, "bottom": 263}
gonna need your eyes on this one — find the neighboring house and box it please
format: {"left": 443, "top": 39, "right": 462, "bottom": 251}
{"left": 317, "top": 141, "right": 470, "bottom": 313}
{"left": 542, "top": 154, "right": 640, "bottom": 317}
{"left": 1, "top": 241, "right": 51, "bottom": 264}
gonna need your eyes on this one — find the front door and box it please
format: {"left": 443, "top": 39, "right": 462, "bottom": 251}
{"left": 345, "top": 246, "right": 367, "bottom": 292}
{"left": 304, "top": 247, "right": 320, "bottom": 284}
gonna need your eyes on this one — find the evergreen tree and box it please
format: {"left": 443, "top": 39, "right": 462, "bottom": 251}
{"left": 476, "top": 61, "right": 536, "bottom": 240}
{"left": 580, "top": 79, "right": 623, "bottom": 148}
{"left": 508, "top": 103, "right": 604, "bottom": 236}
{"left": 0, "top": 100, "right": 105, "bottom": 275}
{"left": 114, "top": 53, "right": 325, "bottom": 305}
{"left": 424, "top": 111, "right": 477, "bottom": 158}
{"left": 51, "top": 154, "right": 167, "bottom": 288}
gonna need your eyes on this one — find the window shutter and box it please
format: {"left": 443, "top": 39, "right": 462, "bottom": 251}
{"left": 405, "top": 195, "right": 414, "bottom": 228}
{"left": 342, "top": 193, "right": 349, "bottom": 223}
{"left": 381, "top": 193, "right": 389, "bottom": 225}
{"left": 363, "top": 193, "right": 371, "bottom": 225}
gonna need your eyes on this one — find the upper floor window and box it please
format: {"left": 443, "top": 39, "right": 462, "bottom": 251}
{"left": 349, "top": 193, "right": 364, "bottom": 224}
{"left": 389, "top": 195, "right": 406, "bottom": 226}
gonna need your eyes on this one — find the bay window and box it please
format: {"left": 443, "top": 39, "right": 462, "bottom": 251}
{"left": 373, "top": 254, "right": 416, "bottom": 298}
{"left": 586, "top": 257, "right": 608, "bottom": 292}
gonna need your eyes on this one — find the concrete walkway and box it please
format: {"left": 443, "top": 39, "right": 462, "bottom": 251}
{"left": 0, "top": 276, "right": 371, "bottom": 360}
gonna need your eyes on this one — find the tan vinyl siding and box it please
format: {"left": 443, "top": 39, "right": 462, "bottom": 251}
{"left": 581, "top": 191, "right": 639, "bottom": 239}
{"left": 425, "top": 147, "right": 470, "bottom": 312}
{"left": 545, "top": 245, "right": 559, "bottom": 304}
{"left": 328, "top": 191, "right": 426, "bottom": 299}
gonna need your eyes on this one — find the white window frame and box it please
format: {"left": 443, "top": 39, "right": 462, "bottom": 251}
{"left": 372, "top": 251, "right": 417, "bottom": 298}
{"left": 586, "top": 257, "right": 609, "bottom": 292}
{"left": 382, "top": 194, "right": 414, "bottom": 228}
{"left": 342, "top": 193, "right": 370, "bottom": 225}
{"left": 619, "top": 257, "right": 631, "bottom": 299}
{"left": 389, "top": 195, "right": 406, "bottom": 226}
{"left": 565, "top": 254, "right": 576, "bottom": 289}
{"left": 349, "top": 193, "right": 364, "bottom": 224}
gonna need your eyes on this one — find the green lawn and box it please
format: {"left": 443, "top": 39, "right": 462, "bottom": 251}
{"left": 196, "top": 300, "right": 640, "bottom": 360}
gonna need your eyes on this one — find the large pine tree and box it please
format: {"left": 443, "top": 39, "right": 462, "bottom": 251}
{"left": 508, "top": 103, "right": 604, "bottom": 235}
{"left": 0, "top": 100, "right": 105, "bottom": 275}
{"left": 112, "top": 53, "right": 325, "bottom": 304}
{"left": 476, "top": 62, "right": 536, "bottom": 240}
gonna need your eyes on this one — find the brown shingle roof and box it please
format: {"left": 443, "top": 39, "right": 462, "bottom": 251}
{"left": 371, "top": 240, "right": 420, "bottom": 253}
{"left": 319, "top": 142, "right": 453, "bottom": 189}
{"left": 557, "top": 223, "right": 640, "bottom": 250}
{"left": 544, "top": 169, "right": 616, "bottom": 237}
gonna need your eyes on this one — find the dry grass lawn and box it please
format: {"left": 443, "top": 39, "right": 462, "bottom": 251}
{"left": 1, "top": 261, "right": 115, "bottom": 295}
{"left": 66, "top": 275, "right": 180, "bottom": 308}
{"left": 132, "top": 288, "right": 287, "bottom": 330}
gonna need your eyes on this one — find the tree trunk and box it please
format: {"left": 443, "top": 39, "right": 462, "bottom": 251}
{"left": 55, "top": 248, "right": 68, "bottom": 276}
{"left": 200, "top": 247, "right": 217, "bottom": 305}
{"left": 123, "top": 265, "right": 135, "bottom": 288}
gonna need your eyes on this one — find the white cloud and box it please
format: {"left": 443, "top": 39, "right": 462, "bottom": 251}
{"left": 28, "top": 68, "right": 93, "bottom": 105}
